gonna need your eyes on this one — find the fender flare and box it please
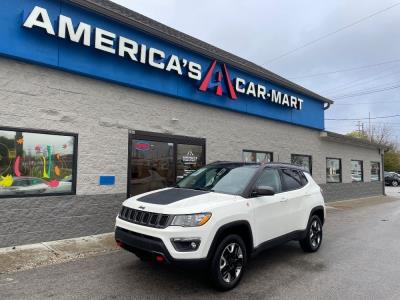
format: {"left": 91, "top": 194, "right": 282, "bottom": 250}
{"left": 206, "top": 220, "right": 254, "bottom": 259}
{"left": 309, "top": 205, "right": 325, "bottom": 224}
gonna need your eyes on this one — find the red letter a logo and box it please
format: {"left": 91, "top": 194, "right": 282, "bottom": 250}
{"left": 198, "top": 60, "right": 237, "bottom": 100}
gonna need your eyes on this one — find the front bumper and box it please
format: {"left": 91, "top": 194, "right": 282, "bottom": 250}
{"left": 115, "top": 216, "right": 213, "bottom": 262}
{"left": 115, "top": 227, "right": 209, "bottom": 267}
{"left": 115, "top": 227, "right": 169, "bottom": 259}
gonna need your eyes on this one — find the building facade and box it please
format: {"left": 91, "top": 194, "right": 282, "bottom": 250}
{"left": 0, "top": 0, "right": 383, "bottom": 247}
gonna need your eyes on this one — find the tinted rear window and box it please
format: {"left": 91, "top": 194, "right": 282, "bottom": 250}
{"left": 280, "top": 169, "right": 304, "bottom": 191}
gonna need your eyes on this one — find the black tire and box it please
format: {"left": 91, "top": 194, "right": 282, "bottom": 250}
{"left": 210, "top": 234, "right": 247, "bottom": 291}
{"left": 392, "top": 180, "right": 399, "bottom": 187}
{"left": 299, "top": 215, "right": 323, "bottom": 253}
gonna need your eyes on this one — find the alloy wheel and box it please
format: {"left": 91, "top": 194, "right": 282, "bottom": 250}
{"left": 219, "top": 242, "right": 244, "bottom": 283}
{"left": 309, "top": 219, "right": 322, "bottom": 249}
{"left": 392, "top": 180, "right": 399, "bottom": 187}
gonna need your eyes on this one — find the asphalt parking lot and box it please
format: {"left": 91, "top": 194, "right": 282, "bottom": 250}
{"left": 1, "top": 190, "right": 400, "bottom": 300}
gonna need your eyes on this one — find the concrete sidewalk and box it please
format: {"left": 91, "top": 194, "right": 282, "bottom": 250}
{"left": 0, "top": 233, "right": 119, "bottom": 274}
{"left": 0, "top": 194, "right": 398, "bottom": 275}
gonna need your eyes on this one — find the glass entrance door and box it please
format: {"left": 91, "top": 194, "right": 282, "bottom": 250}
{"left": 128, "top": 132, "right": 205, "bottom": 196}
{"left": 130, "top": 140, "right": 174, "bottom": 196}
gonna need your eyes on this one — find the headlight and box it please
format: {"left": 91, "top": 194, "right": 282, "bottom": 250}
{"left": 170, "top": 213, "right": 211, "bottom": 227}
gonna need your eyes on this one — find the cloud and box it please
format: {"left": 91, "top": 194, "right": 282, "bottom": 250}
{"left": 111, "top": 0, "right": 400, "bottom": 141}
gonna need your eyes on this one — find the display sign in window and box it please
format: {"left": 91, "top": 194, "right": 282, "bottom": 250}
{"left": 370, "top": 162, "right": 380, "bottom": 181}
{"left": 176, "top": 144, "right": 204, "bottom": 181}
{"left": 0, "top": 128, "right": 77, "bottom": 197}
{"left": 351, "top": 160, "right": 363, "bottom": 182}
{"left": 326, "top": 158, "right": 341, "bottom": 183}
{"left": 291, "top": 154, "right": 312, "bottom": 174}
{"left": 243, "top": 150, "right": 273, "bottom": 163}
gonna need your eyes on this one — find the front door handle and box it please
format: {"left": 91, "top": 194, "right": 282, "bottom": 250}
{"left": 279, "top": 198, "right": 287, "bottom": 203}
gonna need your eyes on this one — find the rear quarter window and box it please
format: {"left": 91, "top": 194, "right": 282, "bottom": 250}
{"left": 298, "top": 171, "right": 308, "bottom": 186}
{"left": 280, "top": 169, "right": 306, "bottom": 191}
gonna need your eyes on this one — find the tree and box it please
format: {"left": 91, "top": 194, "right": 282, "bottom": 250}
{"left": 346, "top": 124, "right": 400, "bottom": 171}
{"left": 347, "top": 130, "right": 369, "bottom": 141}
{"left": 384, "top": 151, "right": 400, "bottom": 172}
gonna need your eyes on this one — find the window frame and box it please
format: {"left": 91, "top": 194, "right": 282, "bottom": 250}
{"left": 291, "top": 154, "right": 312, "bottom": 174}
{"left": 350, "top": 159, "right": 364, "bottom": 182}
{"left": 0, "top": 126, "right": 78, "bottom": 199}
{"left": 326, "top": 157, "right": 342, "bottom": 183}
{"left": 242, "top": 149, "right": 273, "bottom": 163}
{"left": 370, "top": 161, "right": 381, "bottom": 182}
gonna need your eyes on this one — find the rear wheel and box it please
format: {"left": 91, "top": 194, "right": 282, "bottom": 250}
{"left": 392, "top": 180, "right": 399, "bottom": 187}
{"left": 210, "top": 234, "right": 247, "bottom": 291}
{"left": 300, "top": 215, "right": 323, "bottom": 252}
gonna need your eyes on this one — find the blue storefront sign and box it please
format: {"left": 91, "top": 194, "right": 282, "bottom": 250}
{"left": 0, "top": 0, "right": 325, "bottom": 129}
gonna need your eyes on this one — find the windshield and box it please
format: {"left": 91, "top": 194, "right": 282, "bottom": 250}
{"left": 176, "top": 165, "right": 258, "bottom": 195}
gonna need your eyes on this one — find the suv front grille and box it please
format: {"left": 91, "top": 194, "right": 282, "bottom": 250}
{"left": 119, "top": 206, "right": 171, "bottom": 228}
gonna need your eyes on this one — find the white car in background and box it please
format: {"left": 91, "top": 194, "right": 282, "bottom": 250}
{"left": 0, "top": 177, "right": 48, "bottom": 196}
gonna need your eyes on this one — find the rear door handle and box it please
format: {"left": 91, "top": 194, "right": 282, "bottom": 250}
{"left": 279, "top": 198, "right": 288, "bottom": 203}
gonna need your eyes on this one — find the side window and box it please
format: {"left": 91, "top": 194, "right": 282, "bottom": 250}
{"left": 370, "top": 162, "right": 380, "bottom": 181}
{"left": 255, "top": 168, "right": 282, "bottom": 193}
{"left": 326, "top": 158, "right": 341, "bottom": 183}
{"left": 242, "top": 150, "right": 273, "bottom": 163}
{"left": 31, "top": 178, "right": 44, "bottom": 185}
{"left": 291, "top": 154, "right": 312, "bottom": 174}
{"left": 281, "top": 169, "right": 303, "bottom": 191}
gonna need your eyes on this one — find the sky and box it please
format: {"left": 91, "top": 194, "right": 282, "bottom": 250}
{"left": 111, "top": 0, "right": 400, "bottom": 144}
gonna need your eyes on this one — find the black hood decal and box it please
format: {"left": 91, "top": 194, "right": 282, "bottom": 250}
{"left": 137, "top": 188, "right": 209, "bottom": 205}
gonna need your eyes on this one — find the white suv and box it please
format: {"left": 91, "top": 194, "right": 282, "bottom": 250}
{"left": 115, "top": 162, "right": 325, "bottom": 290}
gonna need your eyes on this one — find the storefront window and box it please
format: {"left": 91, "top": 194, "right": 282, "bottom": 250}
{"left": 351, "top": 160, "right": 363, "bottom": 182}
{"left": 176, "top": 144, "right": 204, "bottom": 181}
{"left": 326, "top": 158, "right": 341, "bottom": 183}
{"left": 370, "top": 162, "right": 380, "bottom": 181}
{"left": 291, "top": 154, "right": 312, "bottom": 174}
{"left": 0, "top": 128, "right": 76, "bottom": 197}
{"left": 243, "top": 150, "right": 273, "bottom": 163}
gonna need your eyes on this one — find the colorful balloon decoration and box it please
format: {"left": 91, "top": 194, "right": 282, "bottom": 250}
{"left": 14, "top": 155, "right": 21, "bottom": 177}
{"left": 41, "top": 156, "right": 49, "bottom": 179}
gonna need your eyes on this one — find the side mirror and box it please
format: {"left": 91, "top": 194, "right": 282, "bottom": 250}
{"left": 252, "top": 186, "right": 275, "bottom": 197}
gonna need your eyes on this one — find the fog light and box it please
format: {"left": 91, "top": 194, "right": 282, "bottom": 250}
{"left": 171, "top": 238, "right": 201, "bottom": 252}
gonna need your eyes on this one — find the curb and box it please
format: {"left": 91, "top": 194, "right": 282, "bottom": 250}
{"left": 326, "top": 195, "right": 398, "bottom": 210}
{"left": 0, "top": 233, "right": 119, "bottom": 274}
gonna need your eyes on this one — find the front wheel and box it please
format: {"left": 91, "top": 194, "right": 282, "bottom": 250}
{"left": 210, "top": 234, "right": 247, "bottom": 291}
{"left": 392, "top": 180, "right": 399, "bottom": 187}
{"left": 300, "top": 215, "right": 323, "bottom": 252}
